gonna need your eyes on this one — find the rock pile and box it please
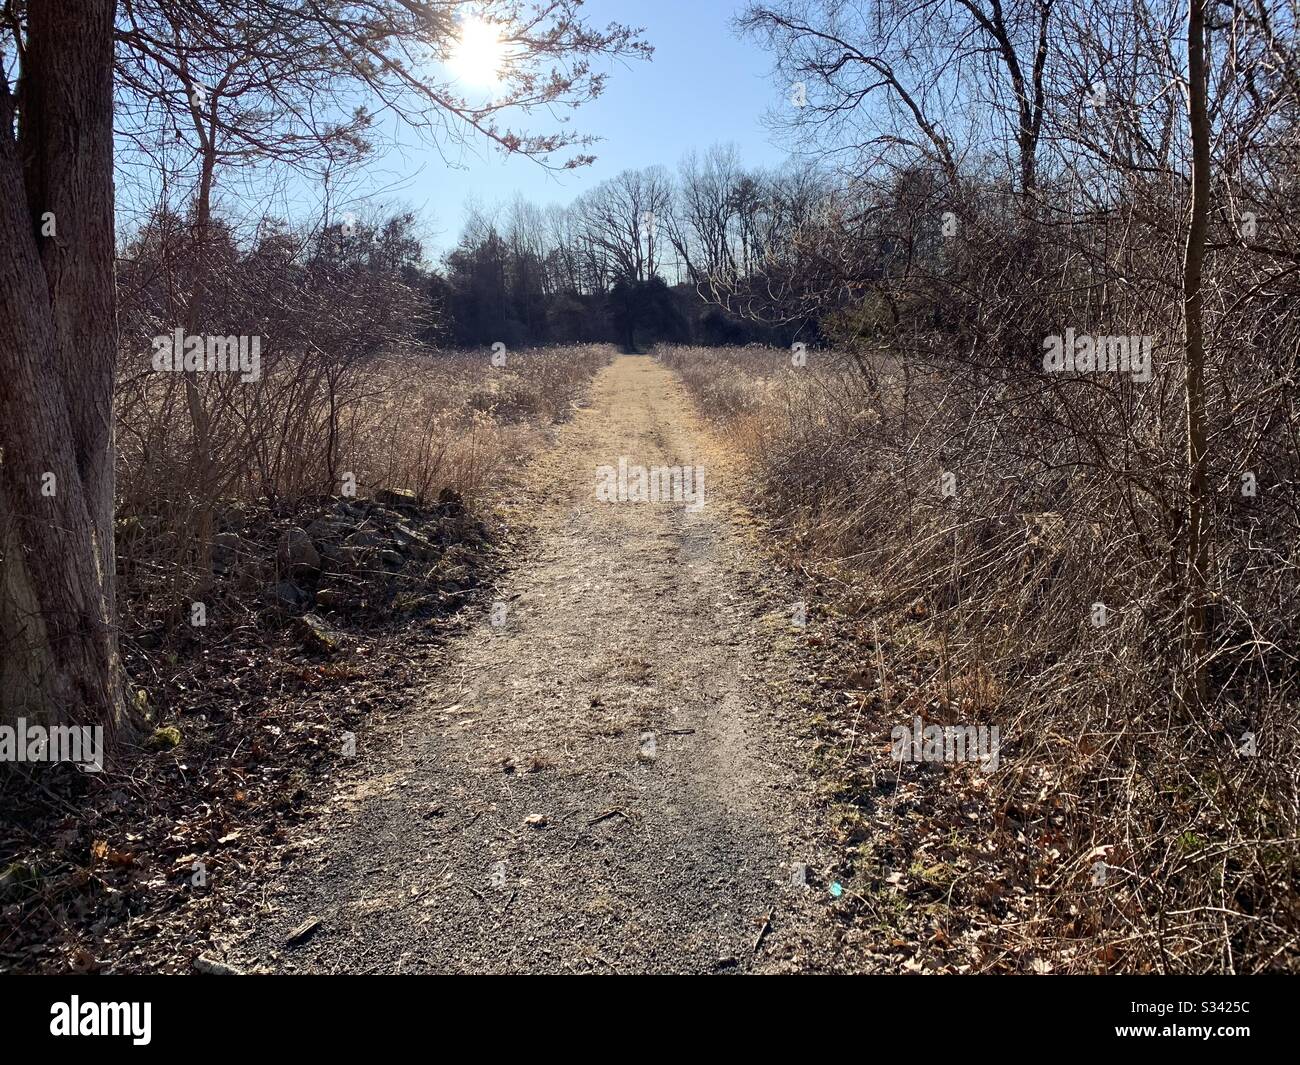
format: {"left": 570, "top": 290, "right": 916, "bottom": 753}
{"left": 210, "top": 488, "right": 492, "bottom": 633}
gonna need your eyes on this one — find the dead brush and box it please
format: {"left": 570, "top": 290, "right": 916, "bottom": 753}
{"left": 657, "top": 342, "right": 1299, "bottom": 974}
{"left": 115, "top": 343, "right": 613, "bottom": 613}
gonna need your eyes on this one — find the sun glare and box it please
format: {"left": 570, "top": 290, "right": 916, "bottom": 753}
{"left": 448, "top": 17, "right": 506, "bottom": 88}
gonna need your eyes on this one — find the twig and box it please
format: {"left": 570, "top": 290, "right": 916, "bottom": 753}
{"left": 753, "top": 907, "right": 775, "bottom": 956}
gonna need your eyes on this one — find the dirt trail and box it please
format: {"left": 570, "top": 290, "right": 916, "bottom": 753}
{"left": 233, "top": 354, "right": 833, "bottom": 974}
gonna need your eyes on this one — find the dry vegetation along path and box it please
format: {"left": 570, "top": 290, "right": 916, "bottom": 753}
{"left": 232, "top": 354, "right": 834, "bottom": 973}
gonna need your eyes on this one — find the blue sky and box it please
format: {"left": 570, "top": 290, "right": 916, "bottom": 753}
{"left": 362, "top": 0, "right": 793, "bottom": 254}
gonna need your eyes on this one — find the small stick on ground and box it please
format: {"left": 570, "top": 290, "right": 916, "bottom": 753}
{"left": 753, "top": 908, "right": 775, "bottom": 956}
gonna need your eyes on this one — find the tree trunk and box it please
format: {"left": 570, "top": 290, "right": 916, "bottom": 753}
{"left": 0, "top": 0, "right": 129, "bottom": 733}
{"left": 1180, "top": 0, "right": 1211, "bottom": 711}
{"left": 181, "top": 146, "right": 219, "bottom": 598}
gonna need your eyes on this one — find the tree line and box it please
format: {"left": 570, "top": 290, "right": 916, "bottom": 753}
{"left": 432, "top": 148, "right": 821, "bottom": 349}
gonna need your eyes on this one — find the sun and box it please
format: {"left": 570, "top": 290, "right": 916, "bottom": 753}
{"left": 448, "top": 17, "right": 507, "bottom": 88}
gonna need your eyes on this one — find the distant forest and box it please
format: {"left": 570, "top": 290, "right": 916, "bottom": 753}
{"left": 429, "top": 148, "right": 815, "bottom": 351}
{"left": 116, "top": 146, "right": 817, "bottom": 358}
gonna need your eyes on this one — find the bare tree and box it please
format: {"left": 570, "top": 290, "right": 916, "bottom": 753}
{"left": 739, "top": 0, "right": 1053, "bottom": 194}
{"left": 1181, "top": 0, "right": 1210, "bottom": 708}
{"left": 573, "top": 167, "right": 674, "bottom": 282}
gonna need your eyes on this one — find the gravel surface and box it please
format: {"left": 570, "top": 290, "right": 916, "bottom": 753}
{"left": 230, "top": 355, "right": 836, "bottom": 974}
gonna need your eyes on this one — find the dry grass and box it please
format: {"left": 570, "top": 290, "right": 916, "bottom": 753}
{"left": 117, "top": 344, "right": 611, "bottom": 508}
{"left": 113, "top": 344, "right": 611, "bottom": 586}
{"left": 660, "top": 341, "right": 1299, "bottom": 974}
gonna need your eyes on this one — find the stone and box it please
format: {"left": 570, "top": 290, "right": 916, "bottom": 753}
{"left": 375, "top": 487, "right": 418, "bottom": 506}
{"left": 212, "top": 531, "right": 242, "bottom": 569}
{"left": 392, "top": 523, "right": 434, "bottom": 560}
{"left": 268, "top": 581, "right": 308, "bottom": 608}
{"left": 277, "top": 527, "right": 321, "bottom": 575}
{"left": 305, "top": 517, "right": 345, "bottom": 542}
{"left": 314, "top": 588, "right": 344, "bottom": 610}
{"left": 293, "top": 613, "right": 339, "bottom": 654}
{"left": 193, "top": 955, "right": 244, "bottom": 976}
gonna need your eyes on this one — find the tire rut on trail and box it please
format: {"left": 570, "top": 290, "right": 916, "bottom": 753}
{"left": 233, "top": 354, "right": 834, "bottom": 974}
